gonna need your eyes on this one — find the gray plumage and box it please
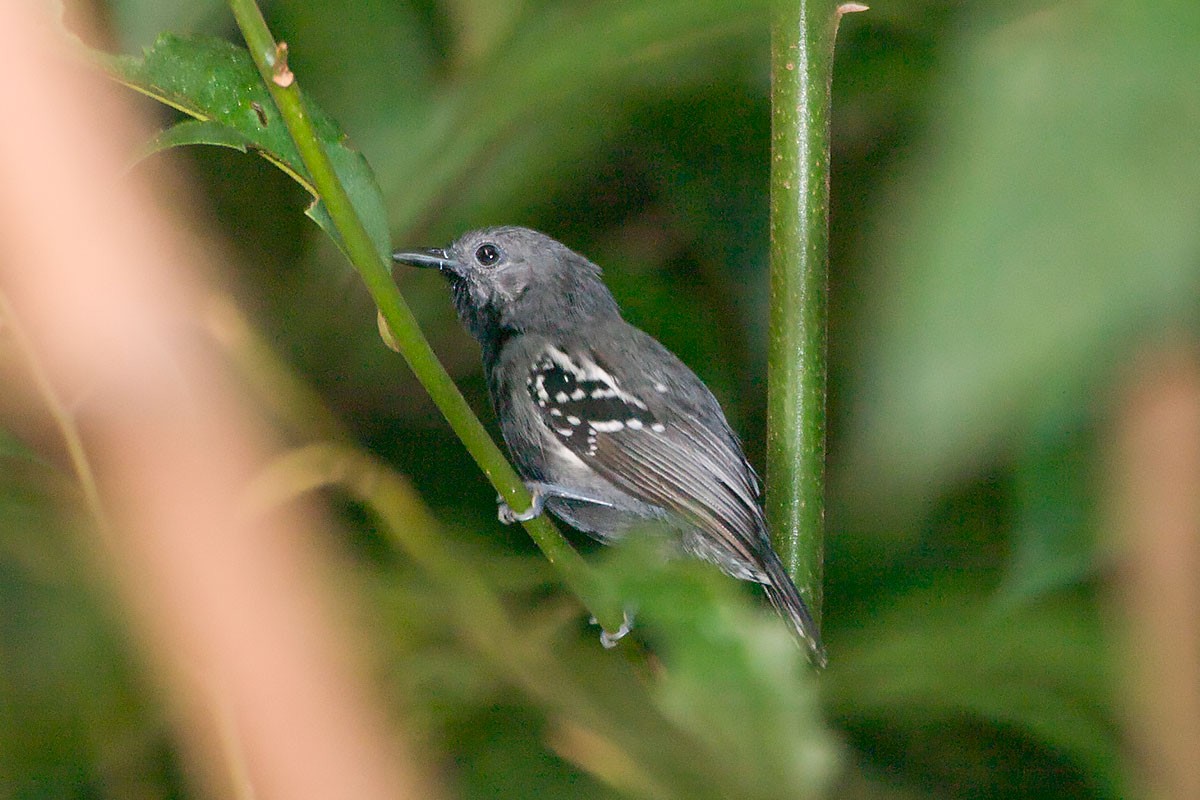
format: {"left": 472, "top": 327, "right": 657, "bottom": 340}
{"left": 394, "top": 225, "right": 826, "bottom": 666}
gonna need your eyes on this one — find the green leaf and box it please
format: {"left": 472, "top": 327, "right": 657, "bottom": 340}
{"left": 825, "top": 582, "right": 1126, "bottom": 798}
{"left": 383, "top": 0, "right": 771, "bottom": 234}
{"left": 105, "top": 0, "right": 225, "bottom": 50}
{"left": 104, "top": 34, "right": 391, "bottom": 261}
{"left": 845, "top": 3, "right": 1200, "bottom": 509}
{"left": 999, "top": 408, "right": 1100, "bottom": 606}
{"left": 0, "top": 429, "right": 39, "bottom": 463}
{"left": 598, "top": 540, "right": 839, "bottom": 800}
{"left": 136, "top": 118, "right": 253, "bottom": 162}
{"left": 266, "top": 0, "right": 436, "bottom": 133}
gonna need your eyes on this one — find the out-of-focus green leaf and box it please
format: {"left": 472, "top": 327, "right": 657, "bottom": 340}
{"left": 999, "top": 406, "right": 1100, "bottom": 606}
{"left": 0, "top": 449, "right": 173, "bottom": 796}
{"left": 0, "top": 429, "right": 41, "bottom": 464}
{"left": 106, "top": 0, "right": 225, "bottom": 50}
{"left": 599, "top": 541, "right": 839, "bottom": 800}
{"left": 383, "top": 0, "right": 770, "bottom": 235}
{"left": 440, "top": 0, "right": 527, "bottom": 67}
{"left": 845, "top": 2, "right": 1200, "bottom": 509}
{"left": 825, "top": 581, "right": 1125, "bottom": 798}
{"left": 266, "top": 0, "right": 437, "bottom": 142}
{"left": 105, "top": 34, "right": 392, "bottom": 262}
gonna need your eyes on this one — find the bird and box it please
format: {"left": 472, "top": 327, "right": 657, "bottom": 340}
{"left": 394, "top": 226, "right": 826, "bottom": 666}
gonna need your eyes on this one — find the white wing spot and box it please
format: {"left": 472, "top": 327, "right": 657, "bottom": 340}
{"left": 566, "top": 415, "right": 581, "bottom": 425}
{"left": 590, "top": 420, "right": 625, "bottom": 433}
{"left": 543, "top": 346, "right": 648, "bottom": 410}
{"left": 549, "top": 408, "right": 562, "bottom": 417}
{"left": 533, "top": 374, "right": 550, "bottom": 402}
{"left": 654, "top": 382, "right": 668, "bottom": 393}
{"left": 626, "top": 418, "right": 644, "bottom": 430}
{"left": 651, "top": 423, "right": 666, "bottom": 433}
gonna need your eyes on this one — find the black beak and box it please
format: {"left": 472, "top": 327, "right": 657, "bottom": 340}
{"left": 392, "top": 247, "right": 457, "bottom": 271}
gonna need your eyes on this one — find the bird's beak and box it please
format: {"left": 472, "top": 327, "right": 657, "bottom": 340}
{"left": 392, "top": 247, "right": 457, "bottom": 271}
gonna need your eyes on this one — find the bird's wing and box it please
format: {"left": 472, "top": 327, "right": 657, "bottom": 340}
{"left": 525, "top": 342, "right": 767, "bottom": 567}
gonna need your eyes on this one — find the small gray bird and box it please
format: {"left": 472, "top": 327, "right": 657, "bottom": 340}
{"left": 395, "top": 226, "right": 826, "bottom": 666}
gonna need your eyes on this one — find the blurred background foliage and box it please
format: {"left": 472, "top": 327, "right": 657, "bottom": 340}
{"left": 3, "top": 0, "right": 1198, "bottom": 797}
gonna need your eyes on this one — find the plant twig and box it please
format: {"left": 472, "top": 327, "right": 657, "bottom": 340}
{"left": 767, "top": 0, "right": 865, "bottom": 635}
{"left": 224, "top": 0, "right": 623, "bottom": 634}
{"left": 0, "top": 291, "right": 109, "bottom": 536}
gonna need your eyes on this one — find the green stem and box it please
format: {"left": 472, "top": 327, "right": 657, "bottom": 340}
{"left": 767, "top": 0, "right": 859, "bottom": 632}
{"left": 225, "top": 0, "right": 622, "bottom": 634}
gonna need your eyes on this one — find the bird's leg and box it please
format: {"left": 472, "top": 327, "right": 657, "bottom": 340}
{"left": 590, "top": 609, "right": 635, "bottom": 649}
{"left": 496, "top": 481, "right": 616, "bottom": 524}
{"left": 496, "top": 485, "right": 546, "bottom": 524}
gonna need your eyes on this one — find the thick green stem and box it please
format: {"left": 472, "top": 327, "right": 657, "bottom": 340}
{"left": 767, "top": 1, "right": 858, "bottom": 632}
{"left": 225, "top": 0, "right": 623, "bottom": 633}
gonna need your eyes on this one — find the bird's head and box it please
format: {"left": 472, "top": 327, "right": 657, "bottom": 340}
{"left": 394, "top": 226, "right": 620, "bottom": 344}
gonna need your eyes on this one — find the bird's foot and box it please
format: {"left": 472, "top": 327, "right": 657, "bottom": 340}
{"left": 590, "top": 609, "right": 635, "bottom": 649}
{"left": 498, "top": 481, "right": 619, "bottom": 524}
{"left": 497, "top": 486, "right": 546, "bottom": 524}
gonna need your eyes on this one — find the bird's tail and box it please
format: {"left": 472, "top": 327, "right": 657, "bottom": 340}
{"left": 760, "top": 547, "right": 828, "bottom": 668}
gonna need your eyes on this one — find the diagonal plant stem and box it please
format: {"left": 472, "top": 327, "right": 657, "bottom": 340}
{"left": 225, "top": 0, "right": 624, "bottom": 634}
{"left": 248, "top": 443, "right": 718, "bottom": 796}
{"left": 767, "top": 0, "right": 865, "bottom": 638}
{"left": 0, "top": 292, "right": 109, "bottom": 536}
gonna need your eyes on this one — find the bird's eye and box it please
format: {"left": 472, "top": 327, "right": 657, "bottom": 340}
{"left": 475, "top": 243, "right": 501, "bottom": 266}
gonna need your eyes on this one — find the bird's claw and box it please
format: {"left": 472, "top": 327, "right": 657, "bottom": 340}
{"left": 590, "top": 610, "right": 635, "bottom": 649}
{"left": 497, "top": 487, "right": 545, "bottom": 524}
